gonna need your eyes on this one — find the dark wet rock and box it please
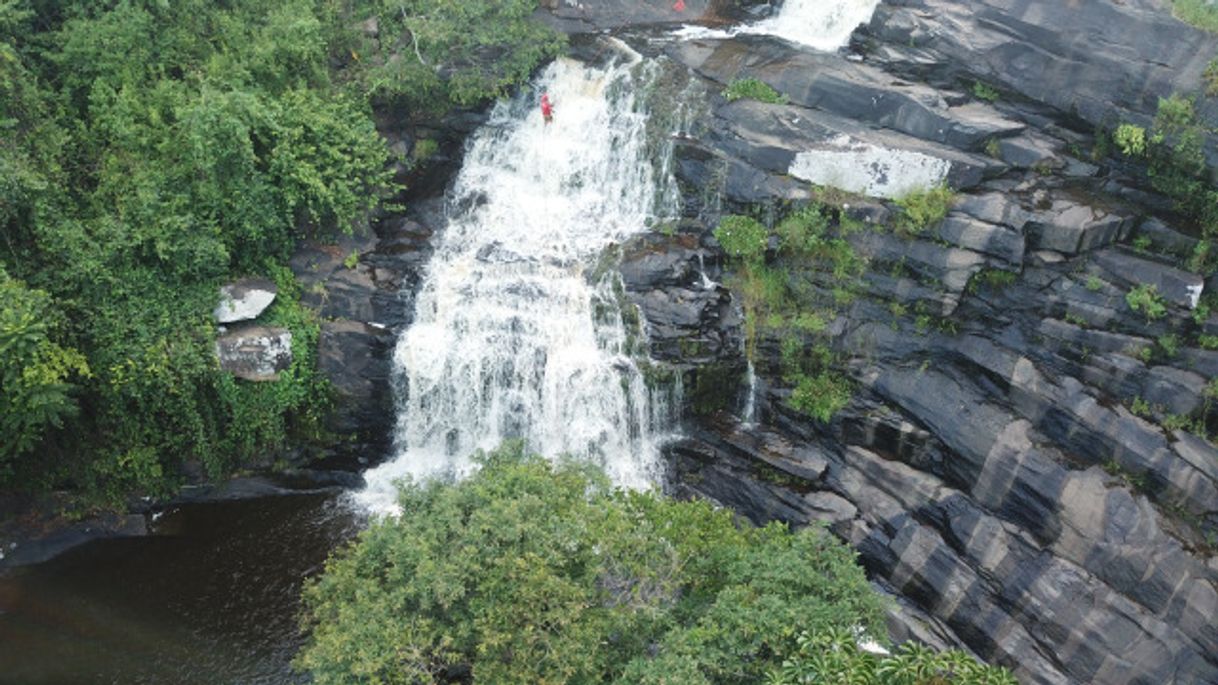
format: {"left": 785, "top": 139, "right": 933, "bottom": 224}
{"left": 670, "top": 36, "right": 1025, "bottom": 151}
{"left": 866, "top": 0, "right": 1218, "bottom": 165}
{"left": 1091, "top": 247, "right": 1206, "bottom": 310}
{"left": 215, "top": 325, "right": 292, "bottom": 382}
{"left": 850, "top": 231, "right": 987, "bottom": 294}
{"left": 0, "top": 512, "right": 147, "bottom": 569}
{"left": 619, "top": 230, "right": 744, "bottom": 367}
{"left": 318, "top": 321, "right": 395, "bottom": 449}
{"left": 935, "top": 213, "right": 1024, "bottom": 265}
{"left": 1026, "top": 199, "right": 1134, "bottom": 256}
{"left": 1136, "top": 217, "right": 1201, "bottom": 260}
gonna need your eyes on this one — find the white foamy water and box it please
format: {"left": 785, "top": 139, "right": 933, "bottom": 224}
{"left": 673, "top": 0, "right": 881, "bottom": 52}
{"left": 356, "top": 53, "right": 679, "bottom": 514}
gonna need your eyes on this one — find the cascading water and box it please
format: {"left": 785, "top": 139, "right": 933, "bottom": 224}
{"left": 748, "top": 0, "right": 881, "bottom": 50}
{"left": 674, "top": 0, "right": 881, "bottom": 52}
{"left": 356, "top": 51, "right": 679, "bottom": 514}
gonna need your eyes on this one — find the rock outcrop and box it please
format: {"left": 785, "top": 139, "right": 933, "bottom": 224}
{"left": 214, "top": 277, "right": 278, "bottom": 324}
{"left": 557, "top": 3, "right": 1218, "bottom": 684}
{"left": 215, "top": 326, "right": 292, "bottom": 381}
{"left": 290, "top": 199, "right": 444, "bottom": 455}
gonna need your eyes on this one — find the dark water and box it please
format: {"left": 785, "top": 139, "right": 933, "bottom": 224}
{"left": 0, "top": 493, "right": 361, "bottom": 685}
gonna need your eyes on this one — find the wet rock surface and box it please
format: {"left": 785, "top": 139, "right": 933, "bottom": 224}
{"left": 289, "top": 198, "right": 446, "bottom": 458}
{"left": 214, "top": 326, "right": 292, "bottom": 381}
{"left": 535, "top": 3, "right": 1218, "bottom": 684}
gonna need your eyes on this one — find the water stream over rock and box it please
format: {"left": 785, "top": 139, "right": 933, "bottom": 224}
{"left": 356, "top": 50, "right": 681, "bottom": 514}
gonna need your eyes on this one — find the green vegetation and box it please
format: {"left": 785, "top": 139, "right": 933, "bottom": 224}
{"left": 765, "top": 629, "right": 1016, "bottom": 685}
{"left": 714, "top": 215, "right": 769, "bottom": 262}
{"left": 722, "top": 77, "right": 788, "bottom": 105}
{"left": 296, "top": 443, "right": 891, "bottom": 684}
{"left": 1114, "top": 123, "right": 1147, "bottom": 156}
{"left": 1085, "top": 274, "right": 1104, "bottom": 292}
{"left": 0, "top": 0, "right": 561, "bottom": 503}
{"left": 972, "top": 81, "right": 1000, "bottom": 103}
{"left": 970, "top": 268, "right": 1018, "bottom": 292}
{"left": 1170, "top": 0, "right": 1218, "bottom": 33}
{"left": 715, "top": 202, "right": 866, "bottom": 423}
{"left": 1205, "top": 58, "right": 1218, "bottom": 97}
{"left": 1125, "top": 283, "right": 1168, "bottom": 320}
{"left": 894, "top": 185, "right": 955, "bottom": 236}
{"left": 789, "top": 371, "right": 852, "bottom": 423}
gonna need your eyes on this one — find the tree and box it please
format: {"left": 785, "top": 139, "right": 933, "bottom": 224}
{"left": 296, "top": 442, "right": 887, "bottom": 684}
{"left": 0, "top": 271, "right": 90, "bottom": 477}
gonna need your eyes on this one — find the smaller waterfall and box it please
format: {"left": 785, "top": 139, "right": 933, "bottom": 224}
{"left": 749, "top": 0, "right": 881, "bottom": 50}
{"left": 673, "top": 0, "right": 881, "bottom": 52}
{"left": 741, "top": 360, "right": 757, "bottom": 424}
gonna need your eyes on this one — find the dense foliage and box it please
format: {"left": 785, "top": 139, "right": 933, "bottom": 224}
{"left": 0, "top": 0, "right": 560, "bottom": 503}
{"left": 297, "top": 443, "right": 888, "bottom": 684}
{"left": 715, "top": 205, "right": 864, "bottom": 422}
{"left": 765, "top": 629, "right": 1017, "bottom": 685}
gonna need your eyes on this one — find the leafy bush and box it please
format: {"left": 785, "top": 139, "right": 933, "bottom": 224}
{"left": 1114, "top": 123, "right": 1147, "bottom": 156}
{"left": 1171, "top": 0, "right": 1218, "bottom": 33}
{"left": 789, "top": 370, "right": 852, "bottom": 423}
{"left": 723, "top": 78, "right": 788, "bottom": 104}
{"left": 1126, "top": 283, "right": 1167, "bottom": 320}
{"left": 715, "top": 214, "right": 769, "bottom": 262}
{"left": 297, "top": 443, "right": 885, "bottom": 684}
{"left": 0, "top": 272, "right": 90, "bottom": 478}
{"left": 894, "top": 184, "right": 954, "bottom": 235}
{"left": 776, "top": 203, "right": 831, "bottom": 255}
{"left": 972, "top": 81, "right": 999, "bottom": 102}
{"left": 765, "top": 628, "right": 1017, "bottom": 685}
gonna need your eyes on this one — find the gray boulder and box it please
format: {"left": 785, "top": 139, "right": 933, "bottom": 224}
{"left": 215, "top": 326, "right": 292, "bottom": 381}
{"left": 214, "top": 278, "right": 277, "bottom": 324}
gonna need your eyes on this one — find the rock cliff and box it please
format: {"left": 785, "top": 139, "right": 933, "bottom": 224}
{"left": 308, "top": 2, "right": 1218, "bottom": 682}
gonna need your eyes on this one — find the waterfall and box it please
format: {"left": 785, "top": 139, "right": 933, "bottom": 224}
{"left": 741, "top": 360, "right": 757, "bottom": 425}
{"left": 356, "top": 52, "right": 678, "bottom": 514}
{"left": 748, "top": 0, "right": 881, "bottom": 50}
{"left": 673, "top": 0, "right": 881, "bottom": 52}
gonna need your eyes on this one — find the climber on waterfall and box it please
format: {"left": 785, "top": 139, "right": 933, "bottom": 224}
{"left": 541, "top": 92, "right": 554, "bottom": 124}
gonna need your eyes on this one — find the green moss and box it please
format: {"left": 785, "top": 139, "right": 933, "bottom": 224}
{"left": 893, "top": 184, "right": 954, "bottom": 236}
{"left": 1114, "top": 123, "right": 1147, "bottom": 156}
{"left": 689, "top": 363, "right": 745, "bottom": 416}
{"left": 972, "top": 81, "right": 999, "bottom": 102}
{"left": 714, "top": 215, "right": 769, "bottom": 263}
{"left": 1171, "top": 0, "right": 1218, "bottom": 33}
{"left": 722, "top": 78, "right": 788, "bottom": 104}
{"left": 789, "top": 371, "right": 852, "bottom": 423}
{"left": 1126, "top": 283, "right": 1167, "bottom": 320}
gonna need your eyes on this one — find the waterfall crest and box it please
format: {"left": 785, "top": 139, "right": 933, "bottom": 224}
{"left": 749, "top": 0, "right": 881, "bottom": 50}
{"left": 356, "top": 54, "right": 677, "bottom": 514}
{"left": 673, "top": 0, "right": 881, "bottom": 52}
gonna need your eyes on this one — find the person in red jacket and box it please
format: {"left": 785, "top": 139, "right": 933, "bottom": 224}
{"left": 541, "top": 92, "right": 554, "bottom": 124}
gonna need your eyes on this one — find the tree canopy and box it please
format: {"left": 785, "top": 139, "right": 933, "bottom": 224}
{"left": 0, "top": 0, "right": 562, "bottom": 503}
{"left": 296, "top": 444, "right": 1013, "bottom": 684}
